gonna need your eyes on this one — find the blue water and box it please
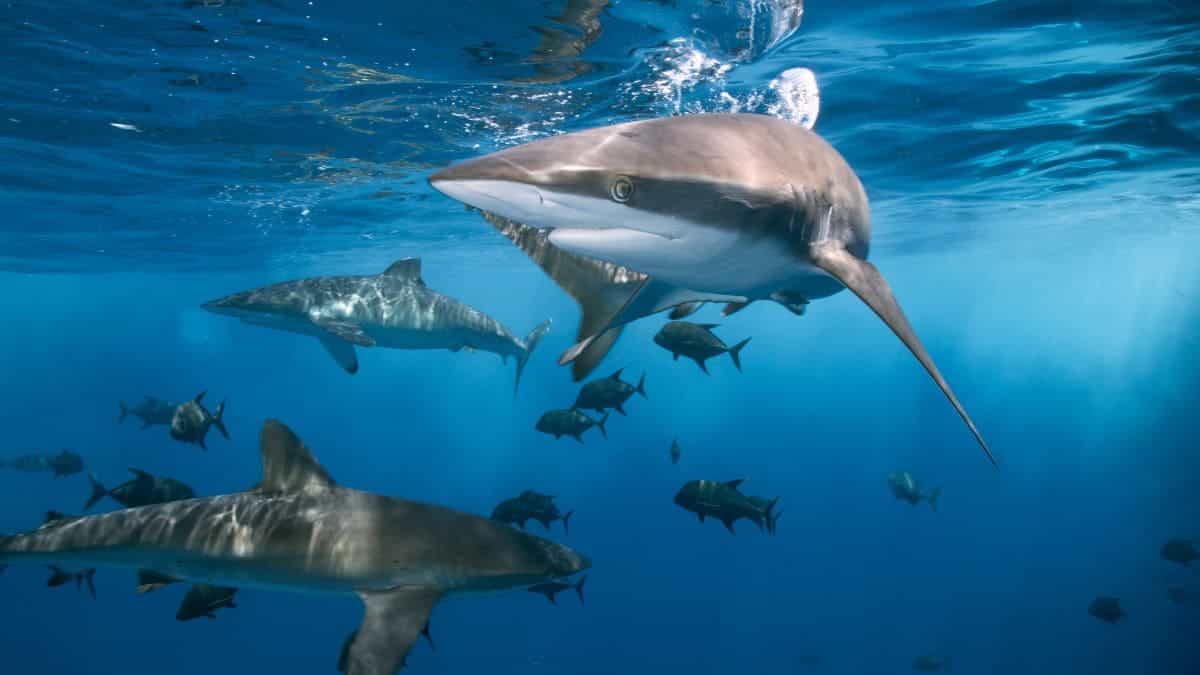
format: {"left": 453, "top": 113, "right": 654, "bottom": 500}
{"left": 2, "top": 0, "right": 1199, "bottom": 673}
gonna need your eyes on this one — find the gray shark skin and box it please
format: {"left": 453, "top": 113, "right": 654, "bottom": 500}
{"left": 886, "top": 472, "right": 941, "bottom": 512}
{"left": 202, "top": 257, "right": 550, "bottom": 395}
{"left": 170, "top": 391, "right": 228, "bottom": 451}
{"left": 119, "top": 396, "right": 178, "bottom": 429}
{"left": 535, "top": 409, "right": 608, "bottom": 443}
{"left": 0, "top": 419, "right": 590, "bottom": 675}
{"left": 429, "top": 113, "right": 996, "bottom": 467}
{"left": 673, "top": 479, "right": 780, "bottom": 535}
{"left": 572, "top": 367, "right": 646, "bottom": 415}
{"left": 653, "top": 321, "right": 751, "bottom": 374}
{"left": 176, "top": 583, "right": 238, "bottom": 621}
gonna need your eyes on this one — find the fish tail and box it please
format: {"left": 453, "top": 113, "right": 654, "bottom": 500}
{"left": 765, "top": 497, "right": 782, "bottom": 536}
{"left": 635, "top": 372, "right": 647, "bottom": 399}
{"left": 927, "top": 487, "right": 941, "bottom": 512}
{"left": 727, "top": 337, "right": 751, "bottom": 372}
{"left": 213, "top": 400, "right": 229, "bottom": 440}
{"left": 84, "top": 569, "right": 97, "bottom": 599}
{"left": 118, "top": 401, "right": 128, "bottom": 423}
{"left": 514, "top": 319, "right": 552, "bottom": 397}
{"left": 562, "top": 510, "right": 573, "bottom": 536}
{"left": 596, "top": 413, "right": 609, "bottom": 439}
{"left": 574, "top": 574, "right": 587, "bottom": 606}
{"left": 85, "top": 473, "right": 107, "bottom": 510}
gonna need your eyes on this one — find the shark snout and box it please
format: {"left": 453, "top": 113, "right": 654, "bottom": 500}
{"left": 545, "top": 541, "right": 591, "bottom": 578}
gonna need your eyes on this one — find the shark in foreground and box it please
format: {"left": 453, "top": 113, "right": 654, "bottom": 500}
{"left": 429, "top": 113, "right": 995, "bottom": 466}
{"left": 0, "top": 420, "right": 590, "bottom": 674}
{"left": 203, "top": 258, "right": 551, "bottom": 394}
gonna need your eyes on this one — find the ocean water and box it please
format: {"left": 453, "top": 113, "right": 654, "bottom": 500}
{"left": 1, "top": 0, "right": 1199, "bottom": 673}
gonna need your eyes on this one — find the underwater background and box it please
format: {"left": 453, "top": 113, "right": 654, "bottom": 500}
{"left": 1, "top": 0, "right": 1199, "bottom": 673}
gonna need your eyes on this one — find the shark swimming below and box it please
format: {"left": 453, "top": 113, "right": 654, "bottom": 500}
{"left": 202, "top": 258, "right": 550, "bottom": 394}
{"left": 429, "top": 113, "right": 995, "bottom": 466}
{"left": 0, "top": 419, "right": 590, "bottom": 674}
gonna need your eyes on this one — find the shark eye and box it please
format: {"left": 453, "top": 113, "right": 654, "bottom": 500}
{"left": 610, "top": 176, "right": 634, "bottom": 203}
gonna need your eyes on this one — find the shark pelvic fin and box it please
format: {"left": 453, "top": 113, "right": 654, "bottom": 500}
{"left": 319, "top": 335, "right": 360, "bottom": 375}
{"left": 314, "top": 319, "right": 376, "bottom": 347}
{"left": 669, "top": 301, "right": 704, "bottom": 319}
{"left": 559, "top": 278, "right": 744, "bottom": 377}
{"left": 383, "top": 257, "right": 423, "bottom": 284}
{"left": 809, "top": 241, "right": 997, "bottom": 468}
{"left": 340, "top": 587, "right": 442, "bottom": 675}
{"left": 257, "top": 420, "right": 336, "bottom": 495}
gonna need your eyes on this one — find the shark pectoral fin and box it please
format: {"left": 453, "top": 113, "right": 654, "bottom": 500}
{"left": 319, "top": 335, "right": 360, "bottom": 375}
{"left": 342, "top": 587, "right": 442, "bottom": 675}
{"left": 314, "top": 319, "right": 376, "bottom": 347}
{"left": 257, "top": 420, "right": 337, "bottom": 495}
{"left": 809, "top": 241, "right": 996, "bottom": 467}
{"left": 722, "top": 301, "right": 751, "bottom": 316}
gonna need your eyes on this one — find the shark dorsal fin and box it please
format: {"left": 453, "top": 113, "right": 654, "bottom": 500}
{"left": 258, "top": 420, "right": 336, "bottom": 494}
{"left": 384, "top": 258, "right": 423, "bottom": 282}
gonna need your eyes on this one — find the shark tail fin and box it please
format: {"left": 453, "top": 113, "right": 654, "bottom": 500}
{"left": 728, "top": 337, "right": 751, "bottom": 372}
{"left": 635, "top": 373, "right": 647, "bottom": 399}
{"left": 514, "top": 319, "right": 552, "bottom": 396}
{"left": 596, "top": 413, "right": 609, "bottom": 439}
{"left": 118, "top": 401, "right": 128, "bottom": 423}
{"left": 928, "top": 487, "right": 942, "bottom": 513}
{"left": 574, "top": 574, "right": 587, "bottom": 606}
{"left": 765, "top": 497, "right": 781, "bottom": 536}
{"left": 85, "top": 473, "right": 107, "bottom": 510}
{"left": 212, "top": 400, "right": 229, "bottom": 440}
{"left": 562, "top": 510, "right": 574, "bottom": 536}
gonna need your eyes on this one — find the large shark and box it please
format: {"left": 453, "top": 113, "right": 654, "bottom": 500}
{"left": 429, "top": 113, "right": 995, "bottom": 466}
{"left": 202, "top": 257, "right": 550, "bottom": 394}
{"left": 0, "top": 420, "right": 590, "bottom": 674}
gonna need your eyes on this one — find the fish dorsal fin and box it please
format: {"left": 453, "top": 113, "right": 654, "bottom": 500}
{"left": 697, "top": 323, "right": 720, "bottom": 330}
{"left": 193, "top": 391, "right": 206, "bottom": 404}
{"left": 383, "top": 258, "right": 423, "bottom": 283}
{"left": 127, "top": 468, "right": 154, "bottom": 482}
{"left": 258, "top": 420, "right": 336, "bottom": 495}
{"left": 724, "top": 478, "right": 745, "bottom": 489}
{"left": 607, "top": 368, "right": 624, "bottom": 380}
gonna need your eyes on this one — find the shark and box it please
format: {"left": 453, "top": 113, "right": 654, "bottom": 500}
{"left": 429, "top": 113, "right": 996, "bottom": 466}
{"left": 202, "top": 257, "right": 550, "bottom": 394}
{"left": 0, "top": 419, "right": 591, "bottom": 674}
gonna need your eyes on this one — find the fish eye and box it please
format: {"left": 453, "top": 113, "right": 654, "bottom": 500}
{"left": 610, "top": 176, "right": 634, "bottom": 203}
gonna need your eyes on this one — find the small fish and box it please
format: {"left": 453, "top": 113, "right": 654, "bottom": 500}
{"left": 491, "top": 491, "right": 574, "bottom": 534}
{"left": 169, "top": 391, "right": 229, "bottom": 450}
{"left": 118, "top": 395, "right": 178, "bottom": 429}
{"left": 674, "top": 479, "right": 780, "bottom": 535}
{"left": 535, "top": 409, "right": 608, "bottom": 443}
{"left": 912, "top": 655, "right": 949, "bottom": 671}
{"left": 46, "top": 565, "right": 96, "bottom": 599}
{"left": 176, "top": 584, "right": 238, "bottom": 621}
{"left": 86, "top": 468, "right": 195, "bottom": 510}
{"left": 653, "top": 321, "right": 750, "bottom": 374}
{"left": 669, "top": 439, "right": 681, "bottom": 465}
{"left": 1088, "top": 596, "right": 1125, "bottom": 624}
{"left": 887, "top": 472, "right": 941, "bottom": 512}
{"left": 1161, "top": 538, "right": 1198, "bottom": 566}
{"left": 527, "top": 575, "right": 587, "bottom": 606}
{"left": 136, "top": 569, "right": 183, "bottom": 594}
{"left": 572, "top": 368, "right": 647, "bottom": 416}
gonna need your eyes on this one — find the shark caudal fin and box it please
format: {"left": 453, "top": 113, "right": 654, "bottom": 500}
{"left": 635, "top": 372, "right": 647, "bottom": 399}
{"left": 562, "top": 510, "right": 574, "bottom": 535}
{"left": 727, "top": 337, "right": 751, "bottom": 372}
{"left": 574, "top": 575, "right": 587, "bottom": 606}
{"left": 927, "top": 487, "right": 942, "bottom": 512}
{"left": 84, "top": 473, "right": 107, "bottom": 510}
{"left": 809, "top": 241, "right": 997, "bottom": 468}
{"left": 595, "top": 413, "right": 609, "bottom": 439}
{"left": 118, "top": 401, "right": 128, "bottom": 423}
{"left": 212, "top": 400, "right": 229, "bottom": 440}
{"left": 514, "top": 319, "right": 552, "bottom": 396}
